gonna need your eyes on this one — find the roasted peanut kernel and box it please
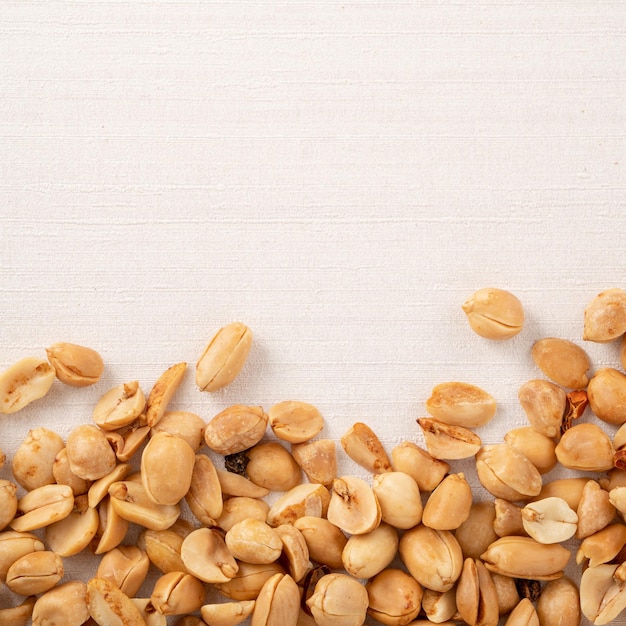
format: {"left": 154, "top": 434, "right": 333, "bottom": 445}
{"left": 45, "top": 494, "right": 99, "bottom": 556}
{"left": 340, "top": 422, "right": 391, "bottom": 473}
{"left": 518, "top": 379, "right": 567, "bottom": 438}
{"left": 267, "top": 483, "right": 330, "bottom": 527}
{"left": 455, "top": 501, "right": 498, "bottom": 560}
{"left": 46, "top": 342, "right": 104, "bottom": 387}
{"left": 521, "top": 497, "right": 578, "bottom": 544}
{"left": 200, "top": 601, "right": 256, "bottom": 626}
{"left": 536, "top": 577, "right": 580, "bottom": 626}
{"left": 216, "top": 496, "right": 270, "bottom": 532}
{"left": 372, "top": 471, "right": 422, "bottom": 530}
{"left": 493, "top": 499, "right": 527, "bottom": 538}
{"left": 555, "top": 422, "right": 615, "bottom": 471}
{"left": 225, "top": 519, "right": 282, "bottom": 565}
{"left": 0, "top": 596, "right": 36, "bottom": 626}
{"left": 422, "top": 472, "right": 472, "bottom": 530}
{"left": 88, "top": 463, "right": 132, "bottom": 509}
{"left": 5, "top": 550, "right": 64, "bottom": 595}
{"left": 462, "top": 287, "right": 524, "bottom": 339}
{"left": 10, "top": 483, "right": 74, "bottom": 532}
{"left": 417, "top": 418, "right": 481, "bottom": 460}
{"left": 580, "top": 563, "right": 626, "bottom": 625}
{"left": 87, "top": 577, "right": 146, "bottom": 626}
{"left": 205, "top": 405, "right": 268, "bottom": 455}
{"left": 391, "top": 441, "right": 449, "bottom": 492}
{"left": 92, "top": 496, "right": 129, "bottom": 555}
{"left": 53, "top": 448, "right": 91, "bottom": 496}
{"left": 215, "top": 561, "right": 286, "bottom": 601}
{"left": 181, "top": 527, "right": 238, "bottom": 584}
{"left": 421, "top": 587, "right": 458, "bottom": 623}
{"left": 536, "top": 477, "right": 589, "bottom": 511}
{"left": 0, "top": 530, "right": 45, "bottom": 581}
{"left": 583, "top": 287, "right": 626, "bottom": 342}
{"left": 0, "top": 357, "right": 55, "bottom": 414}
{"left": 144, "top": 362, "right": 186, "bottom": 428}
{"left": 306, "top": 573, "right": 368, "bottom": 626}
{"left": 476, "top": 444, "right": 542, "bottom": 501}
{"left": 366, "top": 568, "right": 423, "bottom": 626}
{"left": 342, "top": 522, "right": 398, "bottom": 579}
{"left": 140, "top": 528, "right": 186, "bottom": 574}
{"left": 275, "top": 524, "right": 311, "bottom": 583}
{"left": 293, "top": 517, "right": 347, "bottom": 570}
{"left": 96, "top": 545, "right": 150, "bottom": 597}
{"left": 151, "top": 571, "right": 206, "bottom": 616}
{"left": 196, "top": 321, "right": 252, "bottom": 392}
{"left": 268, "top": 400, "right": 324, "bottom": 444}
{"left": 426, "top": 381, "right": 496, "bottom": 428}
{"left": 588, "top": 367, "right": 626, "bottom": 425}
{"left": 93, "top": 381, "right": 146, "bottom": 431}
{"left": 245, "top": 442, "right": 302, "bottom": 492}
{"left": 291, "top": 439, "right": 337, "bottom": 486}
{"left": 12, "top": 427, "right": 65, "bottom": 491}
{"left": 531, "top": 337, "right": 590, "bottom": 389}
{"left": 399, "top": 524, "right": 463, "bottom": 593}
{"left": 576, "top": 523, "right": 626, "bottom": 567}
{"left": 32, "top": 581, "right": 90, "bottom": 626}
{"left": 480, "top": 536, "right": 570, "bottom": 580}
{"left": 492, "top": 573, "right": 521, "bottom": 616}
{"left": 505, "top": 598, "right": 539, "bottom": 626}
{"left": 217, "top": 469, "right": 270, "bottom": 499}
{"left": 0, "top": 480, "right": 18, "bottom": 531}
{"left": 151, "top": 410, "right": 206, "bottom": 451}
{"left": 252, "top": 571, "right": 300, "bottom": 626}
{"left": 141, "top": 432, "right": 195, "bottom": 506}
{"left": 576, "top": 480, "right": 616, "bottom": 539}
{"left": 185, "top": 454, "right": 223, "bottom": 526}
{"left": 66, "top": 424, "right": 117, "bottom": 481}
{"left": 504, "top": 427, "right": 557, "bottom": 474}
{"left": 455, "top": 557, "right": 499, "bottom": 626}
{"left": 327, "top": 475, "right": 381, "bottom": 535}
{"left": 131, "top": 598, "right": 167, "bottom": 626}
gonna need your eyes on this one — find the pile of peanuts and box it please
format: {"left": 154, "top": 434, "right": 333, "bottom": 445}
{"left": 2, "top": 288, "right": 626, "bottom": 626}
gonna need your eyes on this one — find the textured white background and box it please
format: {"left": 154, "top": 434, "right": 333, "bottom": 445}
{"left": 1, "top": 1, "right": 625, "bottom": 624}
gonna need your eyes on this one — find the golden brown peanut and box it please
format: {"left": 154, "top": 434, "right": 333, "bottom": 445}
{"left": 205, "top": 405, "right": 268, "bottom": 456}
{"left": 536, "top": 577, "right": 580, "bottom": 626}
{"left": 455, "top": 558, "right": 499, "bottom": 626}
{"left": 46, "top": 342, "right": 104, "bottom": 387}
{"left": 12, "top": 427, "right": 65, "bottom": 491}
{"left": 151, "top": 411, "right": 206, "bottom": 451}
{"left": 266, "top": 483, "right": 330, "bottom": 527}
{"left": 503, "top": 427, "right": 557, "bottom": 474}
{"left": 216, "top": 497, "right": 270, "bottom": 533}
{"left": 10, "top": 483, "right": 74, "bottom": 532}
{"left": 0, "top": 530, "right": 45, "bottom": 581}
{"left": 475, "top": 444, "right": 542, "bottom": 501}
{"left": 93, "top": 496, "right": 129, "bottom": 555}
{"left": 340, "top": 422, "right": 392, "bottom": 473}
{"left": 252, "top": 572, "right": 300, "bottom": 626}
{"left": 93, "top": 381, "right": 146, "bottom": 431}
{"left": 462, "top": 287, "right": 524, "bottom": 339}
{"left": 53, "top": 448, "right": 91, "bottom": 496}
{"left": 151, "top": 571, "right": 206, "bottom": 616}
{"left": 417, "top": 418, "right": 482, "bottom": 460}
{"left": 181, "top": 527, "right": 238, "bottom": 584}
{"left": 327, "top": 475, "right": 381, "bottom": 535}
{"left": 391, "top": 441, "right": 449, "bottom": 492}
{"left": 372, "top": 471, "right": 423, "bottom": 530}
{"left": 580, "top": 563, "right": 626, "bottom": 625}
{"left": 426, "top": 381, "right": 496, "bottom": 428}
{"left": 96, "top": 546, "right": 150, "bottom": 597}
{"left": 518, "top": 379, "right": 567, "bottom": 438}
{"left": 601, "top": 468, "right": 626, "bottom": 492}
{"left": 491, "top": 573, "right": 520, "bottom": 616}
{"left": 520, "top": 497, "right": 578, "bottom": 544}
{"left": 290, "top": 439, "right": 337, "bottom": 486}
{"left": 185, "top": 454, "right": 223, "bottom": 526}
{"left": 33, "top": 581, "right": 89, "bottom": 626}
{"left": 421, "top": 588, "right": 458, "bottom": 623}
{"left": 215, "top": 561, "right": 286, "bottom": 601}
{"left": 455, "top": 501, "right": 498, "bottom": 560}
{"left": 86, "top": 577, "right": 146, "bottom": 626}
{"left": 576, "top": 523, "right": 626, "bottom": 567}
{"left": 225, "top": 519, "right": 282, "bottom": 565}
{"left": 139, "top": 529, "right": 186, "bottom": 574}
{"left": 196, "top": 321, "right": 252, "bottom": 392}
{"left": 245, "top": 442, "right": 302, "bottom": 492}
{"left": 268, "top": 401, "right": 324, "bottom": 444}
{"left": 342, "top": 522, "right": 398, "bottom": 579}
{"left": 106, "top": 421, "right": 151, "bottom": 463}
{"left": 422, "top": 472, "right": 472, "bottom": 530}
{"left": 588, "top": 367, "right": 626, "bottom": 425}
{"left": 0, "top": 480, "right": 18, "bottom": 531}
{"left": 531, "top": 337, "right": 590, "bottom": 388}
{"left": 505, "top": 598, "right": 539, "bottom": 626}
{"left": 583, "top": 287, "right": 626, "bottom": 342}
{"left": 131, "top": 599, "right": 167, "bottom": 626}
{"left": 366, "top": 568, "right": 423, "bottom": 626}
{"left": 0, "top": 357, "right": 55, "bottom": 414}
{"left": 399, "top": 524, "right": 463, "bottom": 592}
{"left": 144, "top": 362, "right": 186, "bottom": 427}
{"left": 45, "top": 494, "right": 99, "bottom": 556}
{"left": 576, "top": 480, "right": 616, "bottom": 539}
{"left": 66, "top": 424, "right": 117, "bottom": 481}
{"left": 141, "top": 432, "right": 195, "bottom": 505}
{"left": 293, "top": 517, "right": 347, "bottom": 570}
{"left": 555, "top": 422, "right": 614, "bottom": 471}
{"left": 217, "top": 470, "right": 270, "bottom": 499}
{"left": 0, "top": 596, "right": 36, "bottom": 626}
{"left": 306, "top": 573, "right": 368, "bottom": 626}
{"left": 88, "top": 463, "right": 132, "bottom": 509}
{"left": 493, "top": 499, "right": 527, "bottom": 538}
{"left": 535, "top": 477, "right": 589, "bottom": 511}
{"left": 5, "top": 550, "right": 64, "bottom": 595}
{"left": 480, "top": 536, "right": 570, "bottom": 580}
{"left": 275, "top": 524, "right": 311, "bottom": 583}
{"left": 201, "top": 601, "right": 255, "bottom": 626}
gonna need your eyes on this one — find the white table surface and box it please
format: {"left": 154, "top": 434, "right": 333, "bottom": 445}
{"left": 1, "top": 1, "right": 625, "bottom": 624}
